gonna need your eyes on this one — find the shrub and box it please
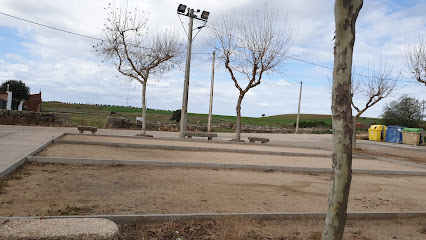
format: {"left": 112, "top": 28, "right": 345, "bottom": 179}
{"left": 170, "top": 109, "right": 181, "bottom": 123}
{"left": 295, "top": 121, "right": 330, "bottom": 128}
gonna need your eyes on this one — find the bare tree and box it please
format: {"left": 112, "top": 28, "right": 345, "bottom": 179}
{"left": 209, "top": 8, "right": 294, "bottom": 141}
{"left": 402, "top": 35, "right": 426, "bottom": 86}
{"left": 351, "top": 60, "right": 398, "bottom": 147}
{"left": 322, "top": 0, "right": 363, "bottom": 239}
{"left": 95, "top": 3, "right": 181, "bottom": 135}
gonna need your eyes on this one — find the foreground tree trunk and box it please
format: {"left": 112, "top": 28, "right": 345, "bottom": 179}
{"left": 141, "top": 80, "right": 147, "bottom": 134}
{"left": 322, "top": 1, "right": 363, "bottom": 240}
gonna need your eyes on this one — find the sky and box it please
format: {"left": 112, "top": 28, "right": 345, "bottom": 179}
{"left": 0, "top": 0, "right": 425, "bottom": 118}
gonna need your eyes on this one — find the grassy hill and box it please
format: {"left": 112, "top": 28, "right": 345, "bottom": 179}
{"left": 41, "top": 102, "right": 381, "bottom": 129}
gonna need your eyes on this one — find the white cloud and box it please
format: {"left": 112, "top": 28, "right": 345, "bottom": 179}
{"left": 0, "top": 0, "right": 424, "bottom": 117}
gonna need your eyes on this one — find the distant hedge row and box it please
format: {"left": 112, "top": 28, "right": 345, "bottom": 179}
{"left": 294, "top": 121, "right": 331, "bottom": 128}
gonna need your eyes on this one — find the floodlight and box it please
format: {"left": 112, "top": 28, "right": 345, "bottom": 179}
{"left": 177, "top": 4, "right": 187, "bottom": 13}
{"left": 201, "top": 11, "right": 209, "bottom": 21}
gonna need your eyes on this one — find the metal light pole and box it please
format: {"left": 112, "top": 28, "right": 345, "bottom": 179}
{"left": 295, "top": 81, "right": 303, "bottom": 134}
{"left": 179, "top": 8, "right": 194, "bottom": 138}
{"left": 177, "top": 4, "right": 210, "bottom": 138}
{"left": 207, "top": 51, "right": 215, "bottom": 132}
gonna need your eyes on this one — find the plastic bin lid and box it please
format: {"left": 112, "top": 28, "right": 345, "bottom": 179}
{"left": 369, "top": 125, "right": 385, "bottom": 130}
{"left": 401, "top": 128, "right": 424, "bottom": 132}
{"left": 386, "top": 125, "right": 406, "bottom": 129}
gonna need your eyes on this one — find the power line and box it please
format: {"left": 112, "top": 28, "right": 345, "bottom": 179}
{"left": 287, "top": 56, "right": 333, "bottom": 70}
{"left": 0, "top": 11, "right": 102, "bottom": 41}
{"left": 0, "top": 10, "right": 211, "bottom": 54}
{"left": 0, "top": 10, "right": 417, "bottom": 84}
{"left": 287, "top": 56, "right": 413, "bottom": 83}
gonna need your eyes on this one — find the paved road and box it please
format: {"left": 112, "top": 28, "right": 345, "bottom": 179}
{"left": 0, "top": 127, "right": 64, "bottom": 173}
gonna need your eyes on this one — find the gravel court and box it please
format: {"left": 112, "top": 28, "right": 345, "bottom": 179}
{"left": 1, "top": 125, "right": 425, "bottom": 238}
{"left": 0, "top": 163, "right": 425, "bottom": 217}
{"left": 35, "top": 143, "right": 426, "bottom": 172}
{"left": 60, "top": 134, "right": 331, "bottom": 154}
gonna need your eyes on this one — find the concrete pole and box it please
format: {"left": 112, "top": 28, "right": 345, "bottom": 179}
{"left": 179, "top": 8, "right": 194, "bottom": 138}
{"left": 6, "top": 84, "right": 12, "bottom": 110}
{"left": 295, "top": 81, "right": 303, "bottom": 134}
{"left": 141, "top": 80, "right": 147, "bottom": 134}
{"left": 207, "top": 51, "right": 215, "bottom": 132}
{"left": 422, "top": 100, "right": 425, "bottom": 127}
{"left": 18, "top": 100, "right": 24, "bottom": 111}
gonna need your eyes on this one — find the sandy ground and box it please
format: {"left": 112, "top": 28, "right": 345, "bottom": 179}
{"left": 0, "top": 162, "right": 425, "bottom": 217}
{"left": 357, "top": 140, "right": 426, "bottom": 165}
{"left": 1, "top": 126, "right": 426, "bottom": 238}
{"left": 61, "top": 134, "right": 331, "bottom": 154}
{"left": 36, "top": 143, "right": 426, "bottom": 172}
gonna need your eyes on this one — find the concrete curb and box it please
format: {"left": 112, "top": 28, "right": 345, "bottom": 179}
{"left": 26, "top": 156, "right": 426, "bottom": 176}
{"left": 1, "top": 212, "right": 425, "bottom": 224}
{"left": 376, "top": 157, "right": 426, "bottom": 169}
{"left": 0, "top": 133, "right": 66, "bottom": 180}
{"left": 54, "top": 139, "right": 375, "bottom": 159}
{"left": 358, "top": 139, "right": 426, "bottom": 152}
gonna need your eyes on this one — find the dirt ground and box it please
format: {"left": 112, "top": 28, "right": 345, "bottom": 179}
{"left": 117, "top": 217, "right": 426, "bottom": 240}
{"left": 0, "top": 162, "right": 425, "bottom": 217}
{"left": 61, "top": 134, "right": 332, "bottom": 154}
{"left": 36, "top": 143, "right": 426, "bottom": 172}
{"left": 1, "top": 127, "right": 425, "bottom": 238}
{"left": 356, "top": 141, "right": 426, "bottom": 165}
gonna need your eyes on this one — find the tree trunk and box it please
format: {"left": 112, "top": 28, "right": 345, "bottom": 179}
{"left": 141, "top": 80, "right": 147, "bottom": 135}
{"left": 235, "top": 94, "right": 244, "bottom": 141}
{"left": 322, "top": 1, "right": 362, "bottom": 240}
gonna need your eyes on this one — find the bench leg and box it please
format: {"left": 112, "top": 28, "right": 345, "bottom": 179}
{"left": 79, "top": 130, "right": 84, "bottom": 134}
{"left": 249, "top": 140, "right": 255, "bottom": 143}
{"left": 208, "top": 137, "right": 212, "bottom": 141}
{"left": 91, "top": 131, "right": 96, "bottom": 134}
{"left": 261, "top": 141, "right": 267, "bottom": 144}
{"left": 187, "top": 136, "right": 192, "bottom": 139}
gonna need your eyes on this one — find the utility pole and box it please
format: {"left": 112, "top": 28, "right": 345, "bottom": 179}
{"left": 422, "top": 100, "right": 425, "bottom": 126}
{"left": 177, "top": 4, "right": 209, "bottom": 138}
{"left": 295, "top": 81, "right": 303, "bottom": 134}
{"left": 208, "top": 51, "right": 215, "bottom": 132}
{"left": 179, "top": 8, "right": 194, "bottom": 138}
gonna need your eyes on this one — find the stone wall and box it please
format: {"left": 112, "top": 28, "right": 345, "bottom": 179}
{"left": 105, "top": 116, "right": 292, "bottom": 133}
{"left": 0, "top": 110, "right": 71, "bottom": 126}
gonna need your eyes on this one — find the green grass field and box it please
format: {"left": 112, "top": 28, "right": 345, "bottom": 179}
{"left": 41, "top": 102, "right": 381, "bottom": 130}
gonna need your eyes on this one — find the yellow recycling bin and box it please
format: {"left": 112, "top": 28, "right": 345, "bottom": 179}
{"left": 368, "top": 125, "right": 387, "bottom": 141}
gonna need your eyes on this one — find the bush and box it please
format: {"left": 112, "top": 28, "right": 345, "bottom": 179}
{"left": 170, "top": 109, "right": 181, "bottom": 123}
{"left": 0, "top": 80, "right": 30, "bottom": 110}
{"left": 295, "top": 121, "right": 330, "bottom": 128}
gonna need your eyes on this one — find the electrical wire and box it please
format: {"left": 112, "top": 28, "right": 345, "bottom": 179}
{"left": 177, "top": 14, "right": 189, "bottom": 38}
{"left": 0, "top": 10, "right": 418, "bottom": 84}
{"left": 0, "top": 11, "right": 102, "bottom": 41}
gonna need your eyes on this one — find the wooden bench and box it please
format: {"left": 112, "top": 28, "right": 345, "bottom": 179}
{"left": 184, "top": 132, "right": 217, "bottom": 141}
{"left": 78, "top": 126, "right": 97, "bottom": 134}
{"left": 248, "top": 137, "right": 269, "bottom": 144}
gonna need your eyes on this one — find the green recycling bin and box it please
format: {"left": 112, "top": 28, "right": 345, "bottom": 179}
{"left": 401, "top": 128, "right": 424, "bottom": 145}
